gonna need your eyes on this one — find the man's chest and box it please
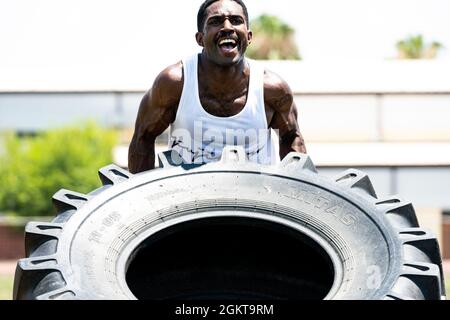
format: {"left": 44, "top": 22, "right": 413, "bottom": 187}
{"left": 198, "top": 89, "right": 247, "bottom": 118}
{"left": 197, "top": 87, "right": 274, "bottom": 124}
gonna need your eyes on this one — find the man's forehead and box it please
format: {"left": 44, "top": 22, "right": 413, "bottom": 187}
{"left": 205, "top": 0, "right": 245, "bottom": 18}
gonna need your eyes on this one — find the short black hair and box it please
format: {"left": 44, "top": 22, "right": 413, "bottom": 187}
{"left": 197, "top": 0, "right": 249, "bottom": 32}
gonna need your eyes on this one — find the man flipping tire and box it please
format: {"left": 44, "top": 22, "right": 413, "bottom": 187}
{"left": 13, "top": 0, "right": 446, "bottom": 300}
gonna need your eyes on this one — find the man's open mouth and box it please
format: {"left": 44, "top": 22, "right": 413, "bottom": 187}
{"left": 217, "top": 37, "right": 238, "bottom": 53}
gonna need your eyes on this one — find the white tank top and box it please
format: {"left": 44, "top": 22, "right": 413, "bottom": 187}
{"left": 168, "top": 54, "right": 279, "bottom": 165}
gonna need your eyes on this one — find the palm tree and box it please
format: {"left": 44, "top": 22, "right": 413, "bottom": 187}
{"left": 396, "top": 35, "right": 443, "bottom": 59}
{"left": 246, "top": 14, "right": 301, "bottom": 60}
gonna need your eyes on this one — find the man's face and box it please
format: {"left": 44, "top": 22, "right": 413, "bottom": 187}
{"left": 196, "top": 0, "right": 252, "bottom": 66}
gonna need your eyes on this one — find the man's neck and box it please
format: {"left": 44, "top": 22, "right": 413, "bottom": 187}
{"left": 198, "top": 52, "right": 248, "bottom": 86}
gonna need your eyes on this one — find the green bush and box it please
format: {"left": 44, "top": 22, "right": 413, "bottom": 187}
{"left": 0, "top": 121, "right": 118, "bottom": 217}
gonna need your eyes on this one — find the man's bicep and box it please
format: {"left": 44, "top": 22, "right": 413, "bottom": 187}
{"left": 129, "top": 63, "right": 182, "bottom": 173}
{"left": 134, "top": 89, "right": 174, "bottom": 143}
{"left": 133, "top": 63, "right": 182, "bottom": 141}
{"left": 270, "top": 100, "right": 307, "bottom": 156}
{"left": 128, "top": 89, "right": 174, "bottom": 173}
{"left": 265, "top": 71, "right": 296, "bottom": 131}
{"left": 269, "top": 98, "right": 299, "bottom": 137}
{"left": 133, "top": 91, "right": 151, "bottom": 131}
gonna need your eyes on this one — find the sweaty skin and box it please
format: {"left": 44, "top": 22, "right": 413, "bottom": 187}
{"left": 128, "top": 0, "right": 306, "bottom": 173}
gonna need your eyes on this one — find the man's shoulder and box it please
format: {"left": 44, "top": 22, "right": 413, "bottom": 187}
{"left": 154, "top": 61, "right": 184, "bottom": 89}
{"left": 144, "top": 61, "right": 184, "bottom": 109}
{"left": 263, "top": 69, "right": 294, "bottom": 111}
{"left": 263, "top": 69, "right": 292, "bottom": 96}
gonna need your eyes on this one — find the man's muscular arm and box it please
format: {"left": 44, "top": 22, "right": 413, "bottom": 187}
{"left": 264, "top": 70, "right": 307, "bottom": 159}
{"left": 128, "top": 63, "right": 183, "bottom": 173}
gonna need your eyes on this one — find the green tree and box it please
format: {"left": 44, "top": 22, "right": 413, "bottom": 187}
{"left": 396, "top": 34, "right": 443, "bottom": 59}
{"left": 246, "top": 14, "right": 301, "bottom": 60}
{"left": 0, "top": 121, "right": 117, "bottom": 217}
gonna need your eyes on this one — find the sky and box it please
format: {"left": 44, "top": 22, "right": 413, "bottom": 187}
{"left": 1, "top": 0, "right": 449, "bottom": 72}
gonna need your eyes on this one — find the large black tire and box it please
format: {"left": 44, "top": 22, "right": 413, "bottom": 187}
{"left": 13, "top": 147, "right": 446, "bottom": 300}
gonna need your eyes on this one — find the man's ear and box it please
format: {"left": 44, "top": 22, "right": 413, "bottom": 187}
{"left": 195, "top": 32, "right": 204, "bottom": 47}
{"left": 247, "top": 30, "right": 253, "bottom": 45}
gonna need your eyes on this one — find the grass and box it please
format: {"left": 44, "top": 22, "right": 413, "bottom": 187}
{"left": 0, "top": 275, "right": 13, "bottom": 300}
{"left": 446, "top": 273, "right": 450, "bottom": 296}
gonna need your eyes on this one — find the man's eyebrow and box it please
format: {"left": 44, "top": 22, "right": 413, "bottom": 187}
{"left": 207, "top": 14, "right": 244, "bottom": 21}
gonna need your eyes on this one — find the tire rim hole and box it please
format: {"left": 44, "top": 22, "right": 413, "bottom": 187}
{"left": 125, "top": 217, "right": 335, "bottom": 300}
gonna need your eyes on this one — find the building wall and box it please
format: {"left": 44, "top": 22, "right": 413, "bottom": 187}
{"left": 0, "top": 225, "right": 24, "bottom": 260}
{"left": 2, "top": 92, "right": 450, "bottom": 143}
{"left": 444, "top": 217, "right": 450, "bottom": 259}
